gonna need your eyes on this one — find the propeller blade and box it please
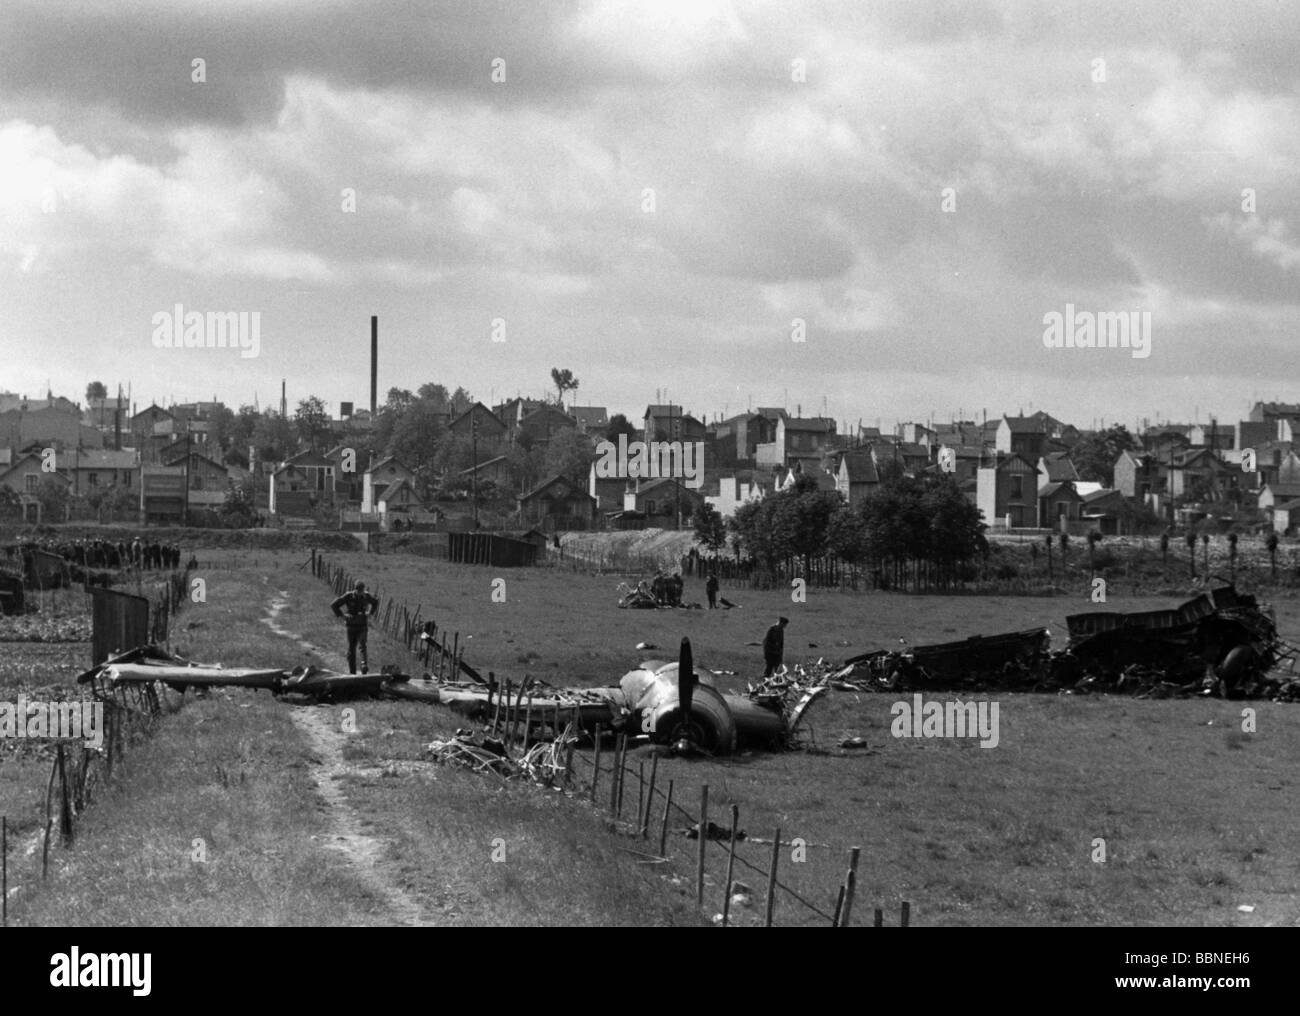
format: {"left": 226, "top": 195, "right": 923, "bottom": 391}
{"left": 678, "top": 637, "right": 695, "bottom": 722}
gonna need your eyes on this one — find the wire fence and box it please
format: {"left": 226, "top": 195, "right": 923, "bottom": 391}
{"left": 450, "top": 677, "right": 908, "bottom": 928}
{"left": 2, "top": 590, "right": 186, "bottom": 926}
{"left": 311, "top": 551, "right": 477, "bottom": 681}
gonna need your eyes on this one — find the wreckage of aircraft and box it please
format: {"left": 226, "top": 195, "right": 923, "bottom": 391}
{"left": 76, "top": 638, "right": 825, "bottom": 754}
{"left": 840, "top": 585, "right": 1297, "bottom": 699}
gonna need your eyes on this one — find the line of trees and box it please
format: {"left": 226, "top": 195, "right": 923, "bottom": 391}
{"left": 723, "top": 466, "right": 988, "bottom": 590}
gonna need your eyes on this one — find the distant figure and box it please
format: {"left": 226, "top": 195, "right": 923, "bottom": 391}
{"left": 705, "top": 573, "right": 719, "bottom": 609}
{"left": 186, "top": 554, "right": 198, "bottom": 571}
{"left": 669, "top": 572, "right": 684, "bottom": 607}
{"left": 331, "top": 579, "right": 380, "bottom": 674}
{"left": 763, "top": 616, "right": 789, "bottom": 677}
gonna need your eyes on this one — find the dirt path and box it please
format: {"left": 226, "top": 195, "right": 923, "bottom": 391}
{"left": 261, "top": 588, "right": 431, "bottom": 926}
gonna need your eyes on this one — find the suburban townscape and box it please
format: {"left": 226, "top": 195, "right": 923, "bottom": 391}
{"left": 5, "top": 382, "right": 1300, "bottom": 543}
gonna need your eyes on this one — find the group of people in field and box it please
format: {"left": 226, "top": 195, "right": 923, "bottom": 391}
{"left": 5, "top": 535, "right": 192, "bottom": 571}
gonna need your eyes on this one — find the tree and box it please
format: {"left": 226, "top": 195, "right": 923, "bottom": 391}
{"left": 34, "top": 476, "right": 69, "bottom": 521}
{"left": 85, "top": 381, "right": 107, "bottom": 404}
{"left": 219, "top": 479, "right": 259, "bottom": 528}
{"left": 542, "top": 428, "right": 596, "bottom": 486}
{"left": 231, "top": 405, "right": 260, "bottom": 456}
{"left": 449, "top": 386, "right": 475, "bottom": 416}
{"left": 1071, "top": 424, "right": 1137, "bottom": 486}
{"left": 252, "top": 412, "right": 294, "bottom": 463}
{"left": 605, "top": 413, "right": 637, "bottom": 442}
{"left": 550, "top": 367, "right": 579, "bottom": 409}
{"left": 294, "top": 395, "right": 331, "bottom": 451}
{"left": 209, "top": 403, "right": 236, "bottom": 455}
{"left": 693, "top": 503, "right": 727, "bottom": 557}
{"left": 387, "top": 396, "right": 448, "bottom": 497}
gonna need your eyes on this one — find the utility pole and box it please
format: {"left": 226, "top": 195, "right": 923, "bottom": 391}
{"left": 674, "top": 403, "right": 681, "bottom": 531}
{"left": 471, "top": 409, "right": 479, "bottom": 529}
{"left": 184, "top": 428, "right": 191, "bottom": 526}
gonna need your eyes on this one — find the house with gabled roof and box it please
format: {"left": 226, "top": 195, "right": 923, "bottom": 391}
{"left": 1167, "top": 447, "right": 1239, "bottom": 501}
{"left": 269, "top": 449, "right": 336, "bottom": 515}
{"left": 517, "top": 474, "right": 595, "bottom": 529}
{"left": 449, "top": 402, "right": 508, "bottom": 449}
{"left": 1038, "top": 481, "right": 1084, "bottom": 528}
{"left": 832, "top": 449, "right": 879, "bottom": 504}
{"left": 569, "top": 406, "right": 609, "bottom": 434}
{"left": 1114, "top": 449, "right": 1164, "bottom": 500}
{"left": 625, "top": 476, "right": 707, "bottom": 524}
{"left": 1037, "top": 451, "right": 1079, "bottom": 490}
{"left": 976, "top": 452, "right": 1038, "bottom": 528}
{"left": 516, "top": 405, "right": 576, "bottom": 448}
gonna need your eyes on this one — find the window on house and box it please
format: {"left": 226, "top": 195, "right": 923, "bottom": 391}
{"left": 1010, "top": 475, "right": 1023, "bottom": 499}
{"left": 25, "top": 474, "right": 38, "bottom": 492}
{"left": 87, "top": 473, "right": 99, "bottom": 486}
{"left": 646, "top": 500, "right": 656, "bottom": 515}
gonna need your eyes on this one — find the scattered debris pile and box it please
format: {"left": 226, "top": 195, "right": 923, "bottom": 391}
{"left": 824, "top": 586, "right": 1300, "bottom": 701}
{"left": 426, "top": 725, "right": 577, "bottom": 785}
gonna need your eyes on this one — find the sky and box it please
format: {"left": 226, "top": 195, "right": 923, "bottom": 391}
{"left": 1, "top": 0, "right": 1297, "bottom": 434}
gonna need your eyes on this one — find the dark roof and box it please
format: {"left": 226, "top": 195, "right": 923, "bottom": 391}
{"left": 783, "top": 416, "right": 835, "bottom": 433}
{"left": 634, "top": 476, "right": 707, "bottom": 496}
{"left": 449, "top": 402, "right": 506, "bottom": 432}
{"left": 1083, "top": 488, "right": 1123, "bottom": 504}
{"left": 1255, "top": 401, "right": 1300, "bottom": 417}
{"left": 839, "top": 451, "right": 878, "bottom": 482}
{"left": 569, "top": 406, "right": 608, "bottom": 427}
{"left": 1002, "top": 415, "right": 1049, "bottom": 434}
{"left": 1038, "top": 481, "right": 1082, "bottom": 500}
{"left": 1040, "top": 454, "right": 1079, "bottom": 482}
{"left": 517, "top": 474, "right": 592, "bottom": 502}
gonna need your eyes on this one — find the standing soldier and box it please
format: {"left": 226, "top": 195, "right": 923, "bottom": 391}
{"left": 705, "top": 572, "right": 719, "bottom": 609}
{"left": 762, "top": 616, "right": 789, "bottom": 677}
{"left": 331, "top": 579, "right": 380, "bottom": 674}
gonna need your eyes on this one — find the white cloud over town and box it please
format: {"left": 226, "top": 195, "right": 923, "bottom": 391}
{"left": 0, "top": 0, "right": 1296, "bottom": 426}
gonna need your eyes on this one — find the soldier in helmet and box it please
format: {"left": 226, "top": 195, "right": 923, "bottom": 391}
{"left": 331, "top": 579, "right": 380, "bottom": 674}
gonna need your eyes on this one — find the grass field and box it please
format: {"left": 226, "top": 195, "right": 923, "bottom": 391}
{"left": 5, "top": 545, "right": 1299, "bottom": 926}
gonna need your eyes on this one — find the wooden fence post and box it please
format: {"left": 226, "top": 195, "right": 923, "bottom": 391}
{"left": 58, "top": 744, "right": 73, "bottom": 844}
{"left": 873, "top": 908, "right": 883, "bottom": 927}
{"left": 838, "top": 847, "right": 860, "bottom": 927}
{"left": 901, "top": 901, "right": 910, "bottom": 927}
{"left": 590, "top": 725, "right": 602, "bottom": 803}
{"left": 695, "top": 784, "right": 709, "bottom": 906}
{"left": 721, "top": 804, "right": 739, "bottom": 927}
{"left": 764, "top": 827, "right": 781, "bottom": 927}
{"left": 635, "top": 762, "right": 644, "bottom": 831}
{"left": 2, "top": 814, "right": 7, "bottom": 927}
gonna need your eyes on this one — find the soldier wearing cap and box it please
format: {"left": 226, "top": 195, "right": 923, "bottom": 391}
{"left": 331, "top": 579, "right": 380, "bottom": 674}
{"left": 763, "top": 616, "right": 789, "bottom": 677}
